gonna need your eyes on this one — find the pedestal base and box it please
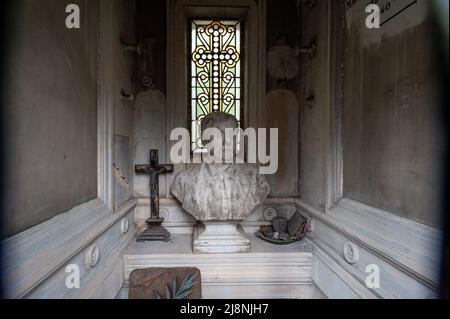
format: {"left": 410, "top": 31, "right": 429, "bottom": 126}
{"left": 193, "top": 222, "right": 250, "bottom": 254}
{"left": 137, "top": 218, "right": 171, "bottom": 242}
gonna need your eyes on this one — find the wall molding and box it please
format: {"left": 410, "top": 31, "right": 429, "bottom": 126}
{"left": 124, "top": 248, "right": 319, "bottom": 298}
{"left": 296, "top": 198, "right": 442, "bottom": 297}
{"left": 3, "top": 199, "right": 136, "bottom": 298}
{"left": 325, "top": 0, "right": 345, "bottom": 209}
{"left": 307, "top": 238, "right": 378, "bottom": 299}
{"left": 300, "top": 0, "right": 444, "bottom": 299}
{"left": 63, "top": 215, "right": 136, "bottom": 299}
{"left": 97, "top": 0, "right": 116, "bottom": 210}
{"left": 3, "top": 0, "right": 136, "bottom": 299}
{"left": 125, "top": 252, "right": 313, "bottom": 285}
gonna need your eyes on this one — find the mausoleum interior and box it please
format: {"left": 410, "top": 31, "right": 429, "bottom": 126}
{"left": 0, "top": 0, "right": 448, "bottom": 299}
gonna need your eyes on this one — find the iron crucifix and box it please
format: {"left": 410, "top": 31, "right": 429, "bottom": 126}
{"left": 135, "top": 149, "right": 173, "bottom": 242}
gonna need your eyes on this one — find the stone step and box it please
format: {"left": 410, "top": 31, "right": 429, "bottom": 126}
{"left": 122, "top": 234, "right": 325, "bottom": 299}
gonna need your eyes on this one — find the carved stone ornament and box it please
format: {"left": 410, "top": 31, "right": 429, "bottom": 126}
{"left": 121, "top": 217, "right": 130, "bottom": 235}
{"left": 267, "top": 36, "right": 299, "bottom": 81}
{"left": 263, "top": 207, "right": 278, "bottom": 221}
{"left": 343, "top": 242, "right": 360, "bottom": 265}
{"left": 85, "top": 245, "right": 100, "bottom": 268}
{"left": 159, "top": 208, "right": 169, "bottom": 220}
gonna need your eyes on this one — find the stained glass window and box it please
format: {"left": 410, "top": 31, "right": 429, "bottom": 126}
{"left": 190, "top": 19, "right": 243, "bottom": 152}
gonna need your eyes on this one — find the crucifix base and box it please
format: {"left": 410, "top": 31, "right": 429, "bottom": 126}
{"left": 135, "top": 149, "right": 173, "bottom": 243}
{"left": 137, "top": 218, "right": 171, "bottom": 242}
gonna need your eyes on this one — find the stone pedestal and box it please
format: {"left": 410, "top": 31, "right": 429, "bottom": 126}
{"left": 193, "top": 222, "right": 250, "bottom": 254}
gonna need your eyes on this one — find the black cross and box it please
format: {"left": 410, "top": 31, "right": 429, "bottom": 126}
{"left": 135, "top": 149, "right": 173, "bottom": 242}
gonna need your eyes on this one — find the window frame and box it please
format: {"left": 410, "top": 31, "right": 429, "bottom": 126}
{"left": 187, "top": 17, "right": 246, "bottom": 152}
{"left": 166, "top": 0, "right": 266, "bottom": 172}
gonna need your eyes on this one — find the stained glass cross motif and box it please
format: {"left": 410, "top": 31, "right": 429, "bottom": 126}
{"left": 190, "top": 20, "right": 242, "bottom": 152}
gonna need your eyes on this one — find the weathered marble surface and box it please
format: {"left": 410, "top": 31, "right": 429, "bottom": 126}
{"left": 133, "top": 90, "right": 167, "bottom": 199}
{"left": 265, "top": 89, "right": 299, "bottom": 197}
{"left": 170, "top": 112, "right": 270, "bottom": 253}
{"left": 267, "top": 36, "right": 299, "bottom": 81}
{"left": 123, "top": 234, "right": 320, "bottom": 299}
{"left": 171, "top": 112, "right": 270, "bottom": 222}
{"left": 171, "top": 163, "right": 270, "bottom": 221}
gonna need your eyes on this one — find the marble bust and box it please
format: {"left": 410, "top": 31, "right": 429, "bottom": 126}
{"left": 171, "top": 112, "right": 270, "bottom": 253}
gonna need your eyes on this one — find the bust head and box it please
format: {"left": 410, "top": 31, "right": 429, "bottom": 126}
{"left": 201, "top": 112, "right": 238, "bottom": 135}
{"left": 201, "top": 112, "right": 238, "bottom": 158}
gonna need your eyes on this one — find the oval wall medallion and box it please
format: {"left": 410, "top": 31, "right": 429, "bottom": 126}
{"left": 85, "top": 245, "right": 100, "bottom": 268}
{"left": 121, "top": 217, "right": 130, "bottom": 235}
{"left": 159, "top": 208, "right": 169, "bottom": 220}
{"left": 263, "top": 207, "right": 278, "bottom": 221}
{"left": 343, "top": 242, "right": 360, "bottom": 265}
